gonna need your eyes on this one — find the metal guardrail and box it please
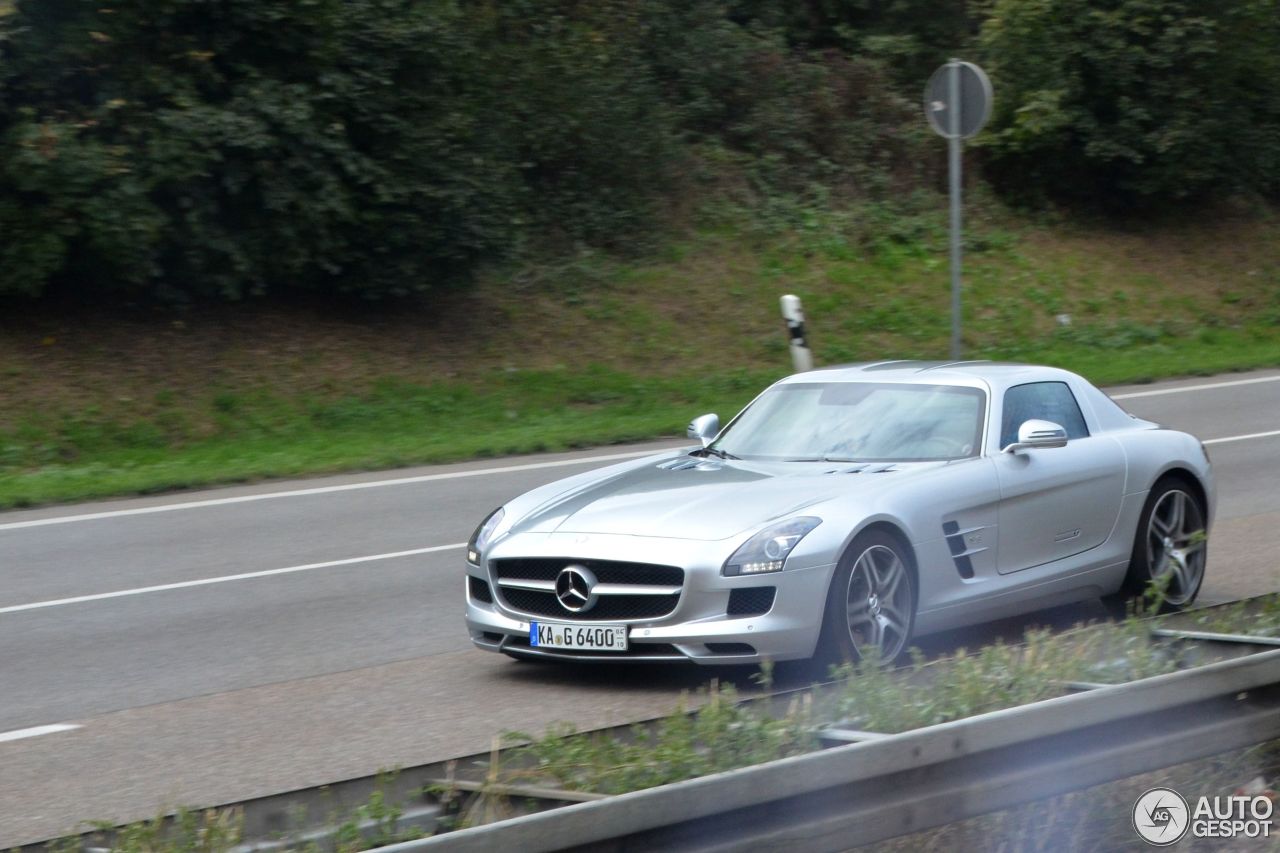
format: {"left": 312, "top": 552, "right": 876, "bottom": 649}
{"left": 1152, "top": 627, "right": 1280, "bottom": 647}
{"left": 28, "top": 618, "right": 1279, "bottom": 853}
{"left": 377, "top": 648, "right": 1280, "bottom": 853}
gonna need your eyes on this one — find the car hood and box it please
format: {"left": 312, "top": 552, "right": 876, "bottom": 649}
{"left": 508, "top": 456, "right": 929, "bottom": 542}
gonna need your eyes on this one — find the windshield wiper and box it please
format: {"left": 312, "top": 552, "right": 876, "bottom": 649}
{"left": 784, "top": 456, "right": 863, "bottom": 463}
{"left": 692, "top": 447, "right": 739, "bottom": 460}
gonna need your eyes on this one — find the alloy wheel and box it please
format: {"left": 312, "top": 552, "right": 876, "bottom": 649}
{"left": 844, "top": 544, "right": 912, "bottom": 661}
{"left": 1145, "top": 489, "right": 1206, "bottom": 606}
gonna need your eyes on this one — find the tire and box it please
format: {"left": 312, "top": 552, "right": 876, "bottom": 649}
{"left": 1111, "top": 476, "right": 1207, "bottom": 614}
{"left": 814, "top": 529, "right": 917, "bottom": 669}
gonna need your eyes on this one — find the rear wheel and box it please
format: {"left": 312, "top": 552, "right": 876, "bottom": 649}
{"left": 815, "top": 530, "right": 916, "bottom": 668}
{"left": 1113, "top": 477, "right": 1207, "bottom": 613}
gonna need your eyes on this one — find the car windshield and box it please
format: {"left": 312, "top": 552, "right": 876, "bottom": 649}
{"left": 709, "top": 382, "right": 985, "bottom": 462}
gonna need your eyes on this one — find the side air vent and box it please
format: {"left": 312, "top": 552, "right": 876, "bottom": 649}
{"left": 469, "top": 576, "right": 494, "bottom": 604}
{"left": 706, "top": 642, "right": 757, "bottom": 656}
{"left": 941, "top": 519, "right": 992, "bottom": 580}
{"left": 728, "top": 586, "right": 776, "bottom": 616}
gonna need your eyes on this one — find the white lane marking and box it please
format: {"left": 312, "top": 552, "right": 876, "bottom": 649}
{"left": 0, "top": 543, "right": 465, "bottom": 615}
{"left": 2, "top": 429, "right": 1275, "bottom": 615}
{"left": 1112, "top": 374, "right": 1280, "bottom": 400}
{"left": 0, "top": 449, "right": 664, "bottom": 532}
{"left": 0, "top": 723, "right": 81, "bottom": 743}
{"left": 1204, "top": 430, "right": 1280, "bottom": 446}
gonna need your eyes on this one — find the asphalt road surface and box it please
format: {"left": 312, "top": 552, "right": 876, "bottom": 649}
{"left": 2, "top": 369, "right": 1279, "bottom": 845}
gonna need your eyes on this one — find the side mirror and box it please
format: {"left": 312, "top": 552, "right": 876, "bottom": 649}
{"left": 686, "top": 413, "right": 720, "bottom": 447}
{"left": 1003, "top": 419, "right": 1068, "bottom": 453}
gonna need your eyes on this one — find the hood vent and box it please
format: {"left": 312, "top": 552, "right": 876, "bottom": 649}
{"left": 824, "top": 464, "right": 897, "bottom": 475}
{"left": 657, "top": 458, "right": 721, "bottom": 472}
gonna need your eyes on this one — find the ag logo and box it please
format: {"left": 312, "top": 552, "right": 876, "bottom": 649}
{"left": 1133, "top": 787, "right": 1190, "bottom": 845}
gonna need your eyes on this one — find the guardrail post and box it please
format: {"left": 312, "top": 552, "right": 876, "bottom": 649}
{"left": 780, "top": 294, "right": 813, "bottom": 372}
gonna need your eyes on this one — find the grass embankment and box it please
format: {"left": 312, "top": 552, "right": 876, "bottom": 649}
{"left": 2, "top": 201, "right": 1279, "bottom": 507}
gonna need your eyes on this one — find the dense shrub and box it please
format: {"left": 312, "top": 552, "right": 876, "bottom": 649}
{"left": 3, "top": 0, "right": 1275, "bottom": 301}
{"left": 979, "top": 0, "right": 1280, "bottom": 206}
{"left": 0, "top": 0, "right": 680, "bottom": 299}
{"left": 642, "top": 5, "right": 930, "bottom": 199}
{"left": 726, "top": 0, "right": 984, "bottom": 84}
{"left": 0, "top": 0, "right": 929, "bottom": 301}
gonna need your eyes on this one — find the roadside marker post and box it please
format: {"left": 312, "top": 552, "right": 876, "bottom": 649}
{"left": 780, "top": 294, "right": 813, "bottom": 372}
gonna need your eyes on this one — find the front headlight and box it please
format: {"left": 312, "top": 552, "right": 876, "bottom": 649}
{"left": 467, "top": 507, "right": 505, "bottom": 566}
{"left": 722, "top": 516, "right": 821, "bottom": 576}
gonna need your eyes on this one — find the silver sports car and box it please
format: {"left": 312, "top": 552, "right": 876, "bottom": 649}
{"left": 464, "top": 361, "right": 1213, "bottom": 665}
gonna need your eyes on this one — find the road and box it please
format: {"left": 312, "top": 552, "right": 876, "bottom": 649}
{"left": 1, "top": 370, "right": 1278, "bottom": 845}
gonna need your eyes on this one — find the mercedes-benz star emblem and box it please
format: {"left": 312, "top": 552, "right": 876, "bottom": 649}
{"left": 555, "top": 565, "right": 598, "bottom": 613}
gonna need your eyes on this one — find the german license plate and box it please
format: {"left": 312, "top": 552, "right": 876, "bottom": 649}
{"left": 530, "top": 622, "right": 628, "bottom": 651}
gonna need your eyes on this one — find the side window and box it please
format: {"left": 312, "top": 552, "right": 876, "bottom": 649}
{"left": 1001, "top": 382, "right": 1090, "bottom": 448}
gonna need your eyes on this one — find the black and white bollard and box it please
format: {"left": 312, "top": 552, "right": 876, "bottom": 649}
{"left": 780, "top": 294, "right": 813, "bottom": 372}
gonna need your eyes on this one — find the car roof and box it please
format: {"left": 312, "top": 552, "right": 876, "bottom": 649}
{"left": 777, "top": 360, "right": 1085, "bottom": 391}
{"left": 767, "top": 360, "right": 1142, "bottom": 435}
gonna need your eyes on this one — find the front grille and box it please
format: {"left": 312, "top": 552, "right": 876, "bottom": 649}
{"left": 502, "top": 588, "right": 677, "bottom": 621}
{"left": 469, "top": 576, "right": 494, "bottom": 604}
{"left": 493, "top": 558, "right": 683, "bottom": 587}
{"left": 492, "top": 558, "right": 684, "bottom": 622}
{"left": 727, "top": 586, "right": 776, "bottom": 617}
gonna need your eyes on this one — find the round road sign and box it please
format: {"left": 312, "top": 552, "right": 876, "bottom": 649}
{"left": 925, "top": 60, "right": 992, "bottom": 140}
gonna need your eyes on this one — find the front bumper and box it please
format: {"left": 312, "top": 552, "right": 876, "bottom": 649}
{"left": 464, "top": 532, "right": 834, "bottom": 665}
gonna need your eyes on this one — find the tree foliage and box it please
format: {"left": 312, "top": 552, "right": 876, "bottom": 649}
{"left": 0, "top": 0, "right": 682, "bottom": 299}
{"left": 0, "top": 0, "right": 926, "bottom": 300}
{"left": 979, "top": 0, "right": 1280, "bottom": 206}
{"left": 0, "top": 0, "right": 1277, "bottom": 300}
{"left": 727, "top": 0, "right": 986, "bottom": 83}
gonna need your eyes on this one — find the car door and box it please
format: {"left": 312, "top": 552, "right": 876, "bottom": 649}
{"left": 993, "top": 381, "right": 1125, "bottom": 574}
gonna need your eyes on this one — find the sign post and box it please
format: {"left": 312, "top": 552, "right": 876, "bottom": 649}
{"left": 925, "top": 60, "right": 992, "bottom": 359}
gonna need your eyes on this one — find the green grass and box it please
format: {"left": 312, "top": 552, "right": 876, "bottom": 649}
{"left": 2, "top": 197, "right": 1278, "bottom": 509}
{"left": 2, "top": 327, "right": 1277, "bottom": 509}
{"left": 0, "top": 368, "right": 772, "bottom": 507}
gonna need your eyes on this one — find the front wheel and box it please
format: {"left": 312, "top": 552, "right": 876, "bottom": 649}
{"left": 815, "top": 530, "right": 916, "bottom": 668}
{"left": 1113, "top": 477, "right": 1207, "bottom": 612}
